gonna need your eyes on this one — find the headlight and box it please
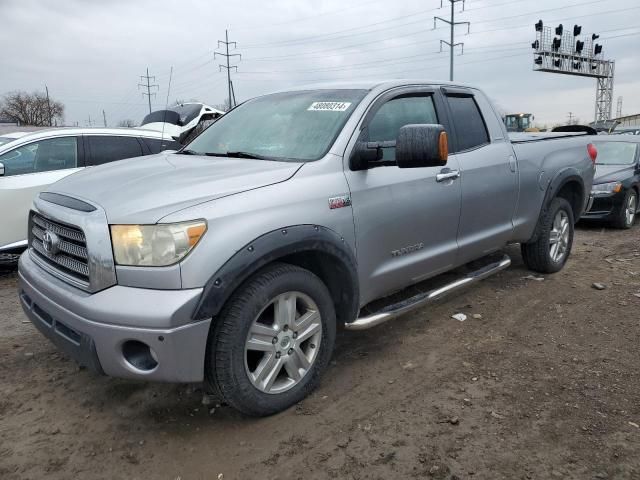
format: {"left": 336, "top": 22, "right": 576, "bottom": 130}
{"left": 591, "top": 181, "right": 622, "bottom": 194}
{"left": 110, "top": 221, "right": 207, "bottom": 266}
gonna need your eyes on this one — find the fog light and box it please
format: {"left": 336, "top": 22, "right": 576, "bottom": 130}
{"left": 122, "top": 340, "right": 158, "bottom": 371}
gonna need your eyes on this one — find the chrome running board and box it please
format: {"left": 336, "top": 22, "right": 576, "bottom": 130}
{"left": 345, "top": 254, "right": 511, "bottom": 331}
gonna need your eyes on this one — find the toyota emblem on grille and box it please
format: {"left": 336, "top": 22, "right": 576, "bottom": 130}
{"left": 42, "top": 231, "right": 60, "bottom": 255}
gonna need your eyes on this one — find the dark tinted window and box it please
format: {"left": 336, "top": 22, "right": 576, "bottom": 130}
{"left": 0, "top": 137, "right": 78, "bottom": 176}
{"left": 87, "top": 136, "right": 143, "bottom": 166}
{"left": 366, "top": 95, "right": 438, "bottom": 161}
{"left": 447, "top": 95, "right": 490, "bottom": 152}
{"left": 142, "top": 138, "right": 182, "bottom": 154}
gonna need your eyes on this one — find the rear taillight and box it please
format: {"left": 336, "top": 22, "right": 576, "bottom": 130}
{"left": 587, "top": 143, "right": 598, "bottom": 164}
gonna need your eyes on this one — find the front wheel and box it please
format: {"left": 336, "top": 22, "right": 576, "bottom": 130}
{"left": 611, "top": 189, "right": 637, "bottom": 229}
{"left": 521, "top": 197, "right": 575, "bottom": 274}
{"left": 206, "top": 263, "right": 336, "bottom": 416}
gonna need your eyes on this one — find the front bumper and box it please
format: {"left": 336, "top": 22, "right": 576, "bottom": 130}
{"left": 18, "top": 252, "right": 210, "bottom": 382}
{"left": 581, "top": 190, "right": 626, "bottom": 221}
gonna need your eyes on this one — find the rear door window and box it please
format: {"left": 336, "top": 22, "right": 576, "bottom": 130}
{"left": 142, "top": 137, "right": 182, "bottom": 154}
{"left": 87, "top": 136, "right": 144, "bottom": 166}
{"left": 446, "top": 95, "right": 490, "bottom": 152}
{"left": 0, "top": 137, "right": 78, "bottom": 176}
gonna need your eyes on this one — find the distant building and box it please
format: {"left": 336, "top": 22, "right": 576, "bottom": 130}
{"left": 613, "top": 113, "right": 640, "bottom": 128}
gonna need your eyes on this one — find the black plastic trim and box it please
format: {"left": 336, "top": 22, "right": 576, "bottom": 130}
{"left": 193, "top": 225, "right": 359, "bottom": 323}
{"left": 39, "top": 192, "right": 97, "bottom": 212}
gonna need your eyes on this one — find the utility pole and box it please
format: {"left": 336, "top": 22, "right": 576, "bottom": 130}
{"left": 616, "top": 96, "right": 623, "bottom": 119}
{"left": 215, "top": 30, "right": 241, "bottom": 110}
{"left": 102, "top": 109, "right": 107, "bottom": 127}
{"left": 138, "top": 67, "right": 159, "bottom": 114}
{"left": 45, "top": 85, "right": 52, "bottom": 126}
{"left": 434, "top": 0, "right": 470, "bottom": 81}
{"left": 567, "top": 112, "right": 574, "bottom": 124}
{"left": 86, "top": 115, "right": 93, "bottom": 127}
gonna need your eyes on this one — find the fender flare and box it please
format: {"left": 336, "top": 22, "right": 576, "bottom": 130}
{"left": 192, "top": 225, "right": 359, "bottom": 322}
{"left": 528, "top": 167, "right": 586, "bottom": 243}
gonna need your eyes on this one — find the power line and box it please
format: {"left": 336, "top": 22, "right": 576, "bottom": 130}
{"left": 215, "top": 29, "right": 241, "bottom": 109}
{"left": 435, "top": 0, "right": 471, "bottom": 81}
{"left": 138, "top": 67, "right": 159, "bottom": 114}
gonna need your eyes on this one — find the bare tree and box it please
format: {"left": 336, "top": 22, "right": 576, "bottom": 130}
{"left": 0, "top": 90, "right": 64, "bottom": 126}
{"left": 117, "top": 119, "right": 137, "bottom": 128}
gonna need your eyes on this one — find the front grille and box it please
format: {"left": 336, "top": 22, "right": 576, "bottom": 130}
{"left": 30, "top": 212, "right": 90, "bottom": 284}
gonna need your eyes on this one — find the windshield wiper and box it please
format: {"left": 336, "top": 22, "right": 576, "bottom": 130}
{"left": 178, "top": 149, "right": 200, "bottom": 155}
{"left": 225, "top": 151, "right": 275, "bottom": 160}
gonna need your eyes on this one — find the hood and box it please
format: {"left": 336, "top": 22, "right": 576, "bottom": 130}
{"left": 47, "top": 153, "right": 302, "bottom": 223}
{"left": 593, "top": 163, "right": 636, "bottom": 184}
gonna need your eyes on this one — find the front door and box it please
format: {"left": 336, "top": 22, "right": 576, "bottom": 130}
{"left": 344, "top": 89, "right": 462, "bottom": 304}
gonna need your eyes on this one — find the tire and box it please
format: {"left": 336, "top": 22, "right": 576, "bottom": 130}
{"left": 611, "top": 189, "right": 637, "bottom": 229}
{"left": 205, "top": 263, "right": 336, "bottom": 416}
{"left": 521, "top": 197, "right": 574, "bottom": 274}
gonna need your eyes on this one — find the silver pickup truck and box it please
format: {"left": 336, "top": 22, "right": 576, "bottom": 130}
{"left": 18, "top": 80, "right": 596, "bottom": 416}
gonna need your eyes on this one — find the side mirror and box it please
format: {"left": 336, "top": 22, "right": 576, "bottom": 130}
{"left": 0, "top": 162, "right": 4, "bottom": 176}
{"left": 349, "top": 141, "right": 384, "bottom": 171}
{"left": 396, "top": 124, "right": 448, "bottom": 168}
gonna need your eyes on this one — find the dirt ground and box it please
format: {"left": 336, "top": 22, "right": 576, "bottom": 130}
{"left": 1, "top": 223, "right": 639, "bottom": 480}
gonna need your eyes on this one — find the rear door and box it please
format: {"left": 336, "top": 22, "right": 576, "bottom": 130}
{"left": 442, "top": 88, "right": 518, "bottom": 264}
{"left": 85, "top": 135, "right": 145, "bottom": 166}
{"left": 0, "top": 136, "right": 83, "bottom": 249}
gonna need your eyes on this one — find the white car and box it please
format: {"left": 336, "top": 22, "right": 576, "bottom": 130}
{"left": 0, "top": 128, "right": 181, "bottom": 253}
{"left": 139, "top": 103, "right": 224, "bottom": 143}
{"left": 0, "top": 131, "right": 30, "bottom": 147}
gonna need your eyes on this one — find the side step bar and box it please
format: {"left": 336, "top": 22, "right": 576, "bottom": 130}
{"left": 345, "top": 254, "right": 511, "bottom": 331}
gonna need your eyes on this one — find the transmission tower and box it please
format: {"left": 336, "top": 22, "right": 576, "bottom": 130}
{"left": 616, "top": 96, "right": 623, "bottom": 118}
{"left": 434, "top": 0, "right": 470, "bottom": 81}
{"left": 138, "top": 67, "right": 159, "bottom": 114}
{"left": 215, "top": 30, "right": 241, "bottom": 110}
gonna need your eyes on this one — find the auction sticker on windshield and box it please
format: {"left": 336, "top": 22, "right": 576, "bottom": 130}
{"left": 307, "top": 102, "right": 352, "bottom": 112}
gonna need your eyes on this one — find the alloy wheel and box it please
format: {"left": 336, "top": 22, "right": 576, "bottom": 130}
{"left": 549, "top": 210, "right": 570, "bottom": 263}
{"left": 244, "top": 292, "right": 322, "bottom": 394}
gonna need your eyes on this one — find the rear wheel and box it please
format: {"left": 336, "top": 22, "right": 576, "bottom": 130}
{"left": 206, "top": 263, "right": 336, "bottom": 416}
{"left": 521, "top": 197, "right": 574, "bottom": 274}
{"left": 611, "top": 189, "right": 637, "bottom": 229}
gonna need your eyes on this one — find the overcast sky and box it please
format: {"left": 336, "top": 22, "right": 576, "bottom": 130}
{"left": 1, "top": 0, "right": 639, "bottom": 127}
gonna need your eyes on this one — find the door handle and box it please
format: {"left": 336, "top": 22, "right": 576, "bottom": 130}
{"left": 436, "top": 169, "right": 460, "bottom": 182}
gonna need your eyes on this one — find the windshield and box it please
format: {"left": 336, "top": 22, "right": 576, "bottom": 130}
{"left": 185, "top": 89, "right": 368, "bottom": 162}
{"left": 594, "top": 142, "right": 638, "bottom": 165}
{"left": 141, "top": 104, "right": 202, "bottom": 126}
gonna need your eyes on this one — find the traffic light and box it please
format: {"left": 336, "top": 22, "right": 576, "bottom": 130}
{"left": 554, "top": 59, "right": 562, "bottom": 68}
{"left": 534, "top": 56, "right": 543, "bottom": 65}
{"left": 552, "top": 38, "right": 561, "bottom": 51}
{"left": 535, "top": 20, "right": 543, "bottom": 32}
{"left": 532, "top": 40, "right": 539, "bottom": 50}
{"left": 594, "top": 44, "right": 603, "bottom": 55}
{"left": 555, "top": 24, "right": 563, "bottom": 36}
{"left": 576, "top": 40, "right": 584, "bottom": 54}
{"left": 592, "top": 33, "right": 600, "bottom": 41}
{"left": 573, "top": 25, "right": 582, "bottom": 36}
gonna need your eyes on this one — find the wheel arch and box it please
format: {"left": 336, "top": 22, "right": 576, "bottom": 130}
{"left": 528, "top": 169, "right": 585, "bottom": 244}
{"left": 192, "top": 225, "right": 360, "bottom": 327}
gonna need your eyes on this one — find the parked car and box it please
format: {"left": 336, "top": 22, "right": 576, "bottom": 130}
{"left": 140, "top": 103, "right": 224, "bottom": 144}
{"left": 0, "top": 131, "right": 30, "bottom": 147}
{"left": 0, "top": 128, "right": 181, "bottom": 253}
{"left": 18, "top": 80, "right": 595, "bottom": 416}
{"left": 582, "top": 137, "right": 640, "bottom": 228}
